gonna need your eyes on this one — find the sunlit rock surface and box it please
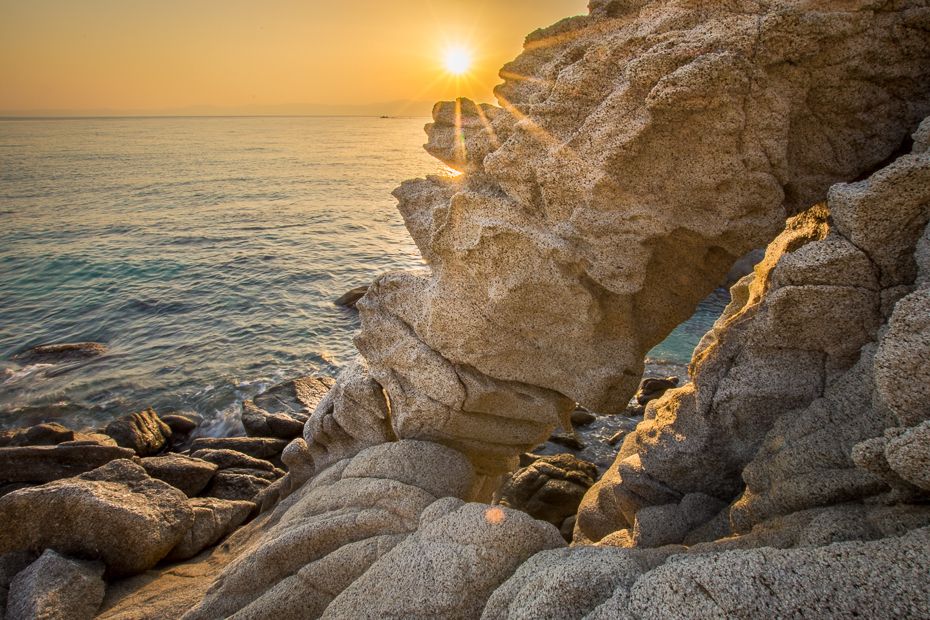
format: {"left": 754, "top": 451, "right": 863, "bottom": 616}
{"left": 354, "top": 0, "right": 930, "bottom": 476}
{"left": 579, "top": 116, "right": 930, "bottom": 548}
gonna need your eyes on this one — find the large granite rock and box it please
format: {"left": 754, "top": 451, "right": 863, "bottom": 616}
{"left": 320, "top": 499, "right": 566, "bottom": 619}
{"left": 4, "top": 549, "right": 105, "bottom": 620}
{"left": 481, "top": 546, "right": 664, "bottom": 620}
{"left": 0, "top": 460, "right": 193, "bottom": 578}
{"left": 182, "top": 440, "right": 476, "bottom": 620}
{"left": 586, "top": 527, "right": 930, "bottom": 619}
{"left": 0, "top": 444, "right": 136, "bottom": 484}
{"left": 352, "top": 0, "right": 930, "bottom": 478}
{"left": 578, "top": 116, "right": 930, "bottom": 543}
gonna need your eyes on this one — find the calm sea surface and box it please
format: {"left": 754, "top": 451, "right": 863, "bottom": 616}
{"left": 0, "top": 116, "right": 727, "bottom": 436}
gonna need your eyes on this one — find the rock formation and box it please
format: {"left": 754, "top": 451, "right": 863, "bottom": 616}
{"left": 4, "top": 1, "right": 930, "bottom": 618}
{"left": 348, "top": 0, "right": 930, "bottom": 479}
{"left": 577, "top": 116, "right": 930, "bottom": 548}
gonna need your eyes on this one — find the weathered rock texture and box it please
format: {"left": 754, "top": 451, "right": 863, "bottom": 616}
{"left": 0, "top": 460, "right": 193, "bottom": 578}
{"left": 351, "top": 0, "right": 930, "bottom": 478}
{"left": 578, "top": 116, "right": 930, "bottom": 550}
{"left": 182, "top": 440, "right": 477, "bottom": 620}
{"left": 4, "top": 549, "right": 105, "bottom": 620}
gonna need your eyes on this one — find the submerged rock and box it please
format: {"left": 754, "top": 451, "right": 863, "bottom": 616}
{"left": 11, "top": 343, "right": 105, "bottom": 366}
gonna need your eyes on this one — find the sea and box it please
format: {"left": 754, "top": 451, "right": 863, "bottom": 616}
{"left": 0, "top": 116, "right": 729, "bottom": 441}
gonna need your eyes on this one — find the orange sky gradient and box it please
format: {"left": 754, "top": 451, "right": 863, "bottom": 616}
{"left": 0, "top": 0, "right": 590, "bottom": 112}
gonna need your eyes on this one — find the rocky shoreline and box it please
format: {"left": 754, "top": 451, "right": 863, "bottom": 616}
{"left": 3, "top": 0, "right": 930, "bottom": 618}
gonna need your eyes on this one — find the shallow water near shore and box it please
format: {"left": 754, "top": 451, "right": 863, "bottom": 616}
{"left": 0, "top": 116, "right": 729, "bottom": 436}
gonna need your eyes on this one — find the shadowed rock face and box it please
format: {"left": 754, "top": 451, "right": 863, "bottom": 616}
{"left": 354, "top": 0, "right": 930, "bottom": 475}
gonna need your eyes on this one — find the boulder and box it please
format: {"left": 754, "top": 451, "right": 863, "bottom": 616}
{"left": 320, "top": 499, "right": 566, "bottom": 619}
{"left": 481, "top": 546, "right": 663, "bottom": 620}
{"left": 164, "top": 498, "right": 254, "bottom": 561}
{"left": 139, "top": 454, "right": 219, "bottom": 497}
{"left": 570, "top": 407, "right": 596, "bottom": 427}
{"left": 188, "top": 437, "right": 288, "bottom": 461}
{"left": 202, "top": 472, "right": 270, "bottom": 503}
{"left": 0, "top": 444, "right": 136, "bottom": 484}
{"left": 353, "top": 0, "right": 930, "bottom": 478}
{"left": 190, "top": 449, "right": 276, "bottom": 472}
{"left": 104, "top": 408, "right": 172, "bottom": 457}
{"left": 4, "top": 549, "right": 105, "bottom": 620}
{"left": 160, "top": 414, "right": 202, "bottom": 435}
{"left": 12, "top": 343, "right": 105, "bottom": 365}
{"left": 589, "top": 527, "right": 930, "bottom": 619}
{"left": 241, "top": 400, "right": 305, "bottom": 439}
{"left": 182, "top": 440, "right": 476, "bottom": 620}
{"left": 0, "top": 423, "right": 74, "bottom": 448}
{"left": 0, "top": 459, "right": 193, "bottom": 578}
{"left": 494, "top": 454, "right": 598, "bottom": 538}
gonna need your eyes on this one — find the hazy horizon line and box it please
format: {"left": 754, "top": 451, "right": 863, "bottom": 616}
{"left": 0, "top": 98, "right": 462, "bottom": 118}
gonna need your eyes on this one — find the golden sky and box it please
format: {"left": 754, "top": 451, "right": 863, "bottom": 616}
{"left": 0, "top": 0, "right": 589, "bottom": 111}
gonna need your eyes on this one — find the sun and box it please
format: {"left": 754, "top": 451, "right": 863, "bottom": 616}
{"left": 445, "top": 49, "right": 471, "bottom": 75}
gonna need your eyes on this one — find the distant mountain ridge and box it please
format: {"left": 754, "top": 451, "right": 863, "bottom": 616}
{"left": 0, "top": 99, "right": 438, "bottom": 118}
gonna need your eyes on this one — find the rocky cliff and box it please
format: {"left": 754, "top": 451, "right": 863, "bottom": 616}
{"left": 3, "top": 0, "right": 930, "bottom": 618}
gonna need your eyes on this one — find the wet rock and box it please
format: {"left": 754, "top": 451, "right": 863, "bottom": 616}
{"left": 0, "top": 444, "right": 136, "bottom": 484}
{"left": 253, "top": 376, "right": 334, "bottom": 417}
{"left": 548, "top": 430, "right": 584, "bottom": 451}
{"left": 570, "top": 407, "right": 596, "bottom": 427}
{"left": 5, "top": 549, "right": 105, "bottom": 620}
{"left": 334, "top": 285, "right": 369, "bottom": 308}
{"left": 0, "top": 459, "right": 193, "bottom": 578}
{"left": 494, "top": 454, "right": 598, "bottom": 540}
{"left": 104, "top": 408, "right": 172, "bottom": 457}
{"left": 160, "top": 413, "right": 202, "bottom": 435}
{"left": 190, "top": 448, "right": 276, "bottom": 472}
{"left": 189, "top": 437, "right": 289, "bottom": 461}
{"left": 202, "top": 471, "right": 271, "bottom": 503}
{"left": 164, "top": 498, "right": 254, "bottom": 562}
{"left": 635, "top": 377, "right": 679, "bottom": 406}
{"left": 11, "top": 343, "right": 105, "bottom": 365}
{"left": 139, "top": 454, "right": 219, "bottom": 497}
{"left": 241, "top": 400, "right": 305, "bottom": 439}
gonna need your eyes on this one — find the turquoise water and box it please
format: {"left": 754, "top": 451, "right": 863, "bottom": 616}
{"left": 0, "top": 116, "right": 728, "bottom": 435}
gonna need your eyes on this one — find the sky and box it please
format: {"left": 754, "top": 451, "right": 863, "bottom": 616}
{"left": 0, "top": 0, "right": 590, "bottom": 112}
